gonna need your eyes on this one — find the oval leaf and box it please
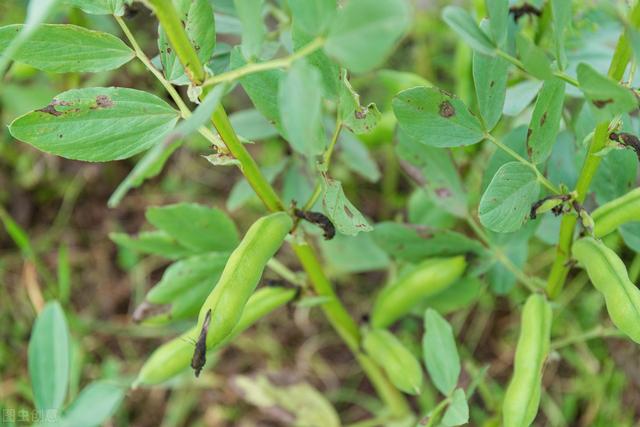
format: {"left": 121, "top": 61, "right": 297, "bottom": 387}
{"left": 442, "top": 6, "right": 495, "bottom": 55}
{"left": 28, "top": 301, "right": 70, "bottom": 411}
{"left": 479, "top": 162, "right": 540, "bottom": 233}
{"left": 324, "top": 0, "right": 411, "bottom": 73}
{"left": 473, "top": 52, "right": 508, "bottom": 131}
{"left": 322, "top": 177, "right": 372, "bottom": 236}
{"left": 423, "top": 308, "right": 460, "bottom": 396}
{"left": 527, "top": 78, "right": 565, "bottom": 163}
{"left": 0, "top": 24, "right": 134, "bottom": 72}
{"left": 9, "top": 87, "right": 179, "bottom": 162}
{"left": 393, "top": 86, "right": 485, "bottom": 148}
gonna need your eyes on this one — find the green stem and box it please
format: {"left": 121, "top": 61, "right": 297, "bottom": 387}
{"left": 146, "top": 1, "right": 409, "bottom": 415}
{"left": 550, "top": 326, "right": 624, "bottom": 350}
{"left": 146, "top": 0, "right": 205, "bottom": 84}
{"left": 484, "top": 133, "right": 560, "bottom": 194}
{"left": 545, "top": 3, "right": 640, "bottom": 299}
{"left": 423, "top": 397, "right": 452, "bottom": 427}
{"left": 202, "top": 37, "right": 325, "bottom": 88}
{"left": 302, "top": 119, "right": 343, "bottom": 211}
{"left": 266, "top": 258, "right": 305, "bottom": 287}
{"left": 495, "top": 49, "right": 579, "bottom": 87}
{"left": 292, "top": 242, "right": 410, "bottom": 417}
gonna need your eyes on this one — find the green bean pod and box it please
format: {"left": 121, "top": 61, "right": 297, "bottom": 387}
{"left": 502, "top": 294, "right": 552, "bottom": 427}
{"left": 194, "top": 211, "right": 292, "bottom": 347}
{"left": 573, "top": 237, "right": 640, "bottom": 343}
{"left": 370, "top": 256, "right": 466, "bottom": 328}
{"left": 134, "top": 286, "right": 297, "bottom": 386}
{"left": 362, "top": 329, "right": 423, "bottom": 395}
{"left": 592, "top": 187, "right": 640, "bottom": 238}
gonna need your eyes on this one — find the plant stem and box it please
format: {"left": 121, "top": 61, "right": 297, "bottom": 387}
{"left": 466, "top": 215, "right": 540, "bottom": 292}
{"left": 146, "top": 0, "right": 205, "bottom": 84}
{"left": 202, "top": 37, "right": 325, "bottom": 88}
{"left": 484, "top": 133, "right": 560, "bottom": 194}
{"left": 423, "top": 397, "right": 452, "bottom": 427}
{"left": 302, "top": 119, "right": 343, "bottom": 211}
{"left": 551, "top": 326, "right": 624, "bottom": 350}
{"left": 266, "top": 258, "right": 305, "bottom": 287}
{"left": 495, "top": 49, "right": 579, "bottom": 87}
{"left": 545, "top": 3, "right": 640, "bottom": 299}
{"left": 292, "top": 242, "right": 410, "bottom": 417}
{"left": 145, "top": 1, "right": 409, "bottom": 416}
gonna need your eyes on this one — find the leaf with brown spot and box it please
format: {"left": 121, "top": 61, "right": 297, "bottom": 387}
{"left": 526, "top": 78, "right": 565, "bottom": 163}
{"left": 321, "top": 176, "right": 372, "bottom": 236}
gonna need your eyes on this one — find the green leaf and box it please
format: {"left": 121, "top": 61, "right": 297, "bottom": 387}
{"left": 482, "top": 126, "right": 528, "bottom": 191}
{"left": 0, "top": 0, "right": 60, "bottom": 76}
{"left": 423, "top": 309, "right": 461, "bottom": 396}
{"left": 550, "top": 0, "right": 571, "bottom": 70}
{"left": 289, "top": 0, "right": 336, "bottom": 36}
{"left": 159, "top": 0, "right": 216, "bottom": 85}
{"left": 479, "top": 162, "right": 540, "bottom": 233}
{"left": 322, "top": 177, "right": 372, "bottom": 236}
{"left": 0, "top": 24, "right": 134, "bottom": 73}
{"left": 593, "top": 148, "right": 637, "bottom": 205}
{"left": 227, "top": 160, "right": 287, "bottom": 211}
{"left": 147, "top": 253, "right": 228, "bottom": 303}
{"left": 503, "top": 80, "right": 543, "bottom": 116}
{"left": 319, "top": 232, "right": 389, "bottom": 274}
{"left": 526, "top": 78, "right": 565, "bottom": 163}
{"left": 417, "top": 276, "right": 483, "bottom": 315}
{"left": 442, "top": 6, "right": 496, "bottom": 56}
{"left": 232, "top": 374, "right": 340, "bottom": 427}
{"left": 60, "top": 381, "right": 124, "bottom": 427}
{"left": 487, "top": 230, "right": 531, "bottom": 294}
{"left": 486, "top": 0, "right": 508, "bottom": 47}
{"left": 577, "top": 63, "right": 637, "bottom": 121}
{"left": 337, "top": 129, "right": 381, "bottom": 182}
{"left": 229, "top": 109, "right": 278, "bottom": 140}
{"left": 363, "top": 329, "right": 423, "bottom": 395}
{"left": 109, "top": 230, "right": 194, "bottom": 260}
{"left": 442, "top": 388, "right": 469, "bottom": 426}
{"left": 9, "top": 87, "right": 179, "bottom": 162}
{"left": 396, "top": 130, "right": 468, "bottom": 217}
{"left": 230, "top": 48, "right": 284, "bottom": 132}
{"left": 292, "top": 27, "right": 340, "bottom": 98}
{"left": 279, "top": 60, "right": 325, "bottom": 156}
{"left": 516, "top": 34, "right": 552, "bottom": 80}
{"left": 29, "top": 301, "right": 70, "bottom": 411}
{"left": 324, "top": 0, "right": 411, "bottom": 73}
{"left": 146, "top": 203, "right": 239, "bottom": 253}
{"left": 372, "top": 222, "right": 486, "bottom": 263}
{"left": 473, "top": 52, "right": 508, "bottom": 131}
{"left": 393, "top": 86, "right": 485, "bottom": 148}
{"left": 63, "top": 0, "right": 125, "bottom": 15}
{"left": 234, "top": 0, "right": 265, "bottom": 59}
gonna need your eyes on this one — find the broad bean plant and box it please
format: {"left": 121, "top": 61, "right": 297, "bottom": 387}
{"left": 4, "top": 0, "right": 640, "bottom": 425}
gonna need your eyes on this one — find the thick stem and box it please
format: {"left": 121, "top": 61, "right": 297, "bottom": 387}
{"left": 545, "top": 3, "right": 640, "bottom": 299}
{"left": 145, "top": 1, "right": 409, "bottom": 415}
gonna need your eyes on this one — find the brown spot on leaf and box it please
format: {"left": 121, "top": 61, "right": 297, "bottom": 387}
{"left": 95, "top": 95, "right": 114, "bottom": 109}
{"left": 435, "top": 187, "right": 452, "bottom": 198}
{"left": 132, "top": 300, "right": 171, "bottom": 323}
{"left": 36, "top": 99, "right": 72, "bottom": 116}
{"left": 343, "top": 205, "right": 353, "bottom": 218}
{"left": 540, "top": 112, "right": 547, "bottom": 126}
{"left": 354, "top": 108, "right": 366, "bottom": 120}
{"left": 439, "top": 101, "right": 455, "bottom": 118}
{"left": 593, "top": 98, "right": 613, "bottom": 108}
{"left": 527, "top": 128, "right": 532, "bottom": 141}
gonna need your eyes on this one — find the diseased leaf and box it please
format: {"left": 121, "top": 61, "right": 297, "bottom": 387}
{"left": 322, "top": 177, "right": 372, "bottom": 236}
{"left": 423, "top": 309, "right": 461, "bottom": 396}
{"left": 473, "top": 51, "right": 508, "bottom": 131}
{"left": 339, "top": 71, "right": 382, "bottom": 134}
{"left": 0, "top": 24, "right": 134, "bottom": 73}
{"left": 146, "top": 203, "right": 239, "bottom": 253}
{"left": 9, "top": 87, "right": 179, "bottom": 162}
{"left": 527, "top": 78, "right": 565, "bottom": 163}
{"left": 393, "top": 86, "right": 485, "bottom": 148}
{"left": 279, "top": 60, "right": 325, "bottom": 156}
{"left": 479, "top": 162, "right": 540, "bottom": 233}
{"left": 442, "top": 6, "right": 495, "bottom": 55}
{"left": 29, "top": 301, "right": 70, "bottom": 412}
{"left": 324, "top": 0, "right": 411, "bottom": 73}
{"left": 396, "top": 130, "right": 468, "bottom": 217}
{"left": 158, "top": 0, "right": 216, "bottom": 85}
{"left": 577, "top": 63, "right": 637, "bottom": 121}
